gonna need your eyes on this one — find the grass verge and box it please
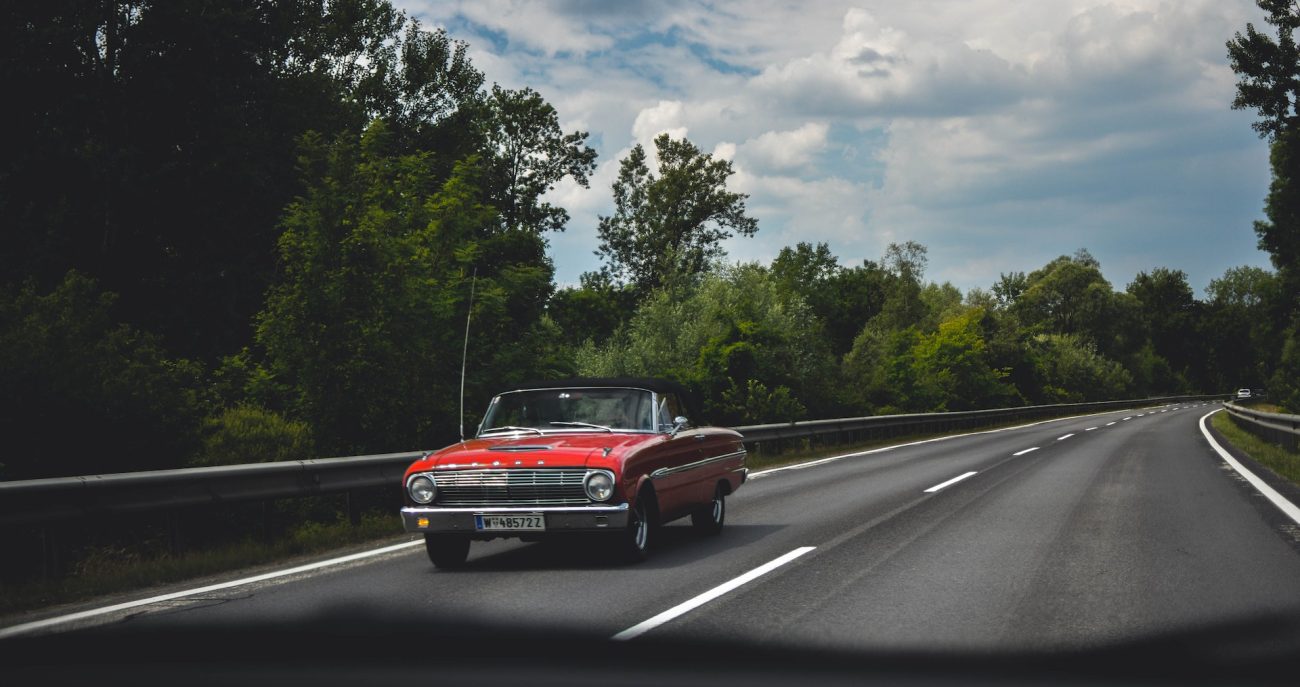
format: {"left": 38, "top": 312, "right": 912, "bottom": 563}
{"left": 0, "top": 512, "right": 410, "bottom": 619}
{"left": 1211, "top": 411, "right": 1300, "bottom": 486}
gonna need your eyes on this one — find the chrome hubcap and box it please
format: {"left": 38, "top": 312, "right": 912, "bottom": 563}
{"left": 712, "top": 496, "right": 723, "bottom": 523}
{"left": 633, "top": 507, "right": 647, "bottom": 550}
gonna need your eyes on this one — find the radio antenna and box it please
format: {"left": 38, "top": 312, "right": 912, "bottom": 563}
{"left": 459, "top": 267, "right": 478, "bottom": 443}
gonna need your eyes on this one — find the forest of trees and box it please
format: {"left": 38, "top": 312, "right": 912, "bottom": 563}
{"left": 1, "top": 0, "right": 1297, "bottom": 481}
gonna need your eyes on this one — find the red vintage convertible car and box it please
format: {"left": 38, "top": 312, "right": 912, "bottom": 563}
{"left": 400, "top": 378, "right": 747, "bottom": 567}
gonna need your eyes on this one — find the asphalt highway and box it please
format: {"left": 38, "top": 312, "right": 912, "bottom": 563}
{"left": 20, "top": 403, "right": 1300, "bottom": 654}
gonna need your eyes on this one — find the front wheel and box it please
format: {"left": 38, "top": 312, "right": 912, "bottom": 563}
{"left": 424, "top": 534, "right": 470, "bottom": 569}
{"left": 691, "top": 483, "right": 726, "bottom": 535}
{"left": 617, "top": 492, "right": 653, "bottom": 563}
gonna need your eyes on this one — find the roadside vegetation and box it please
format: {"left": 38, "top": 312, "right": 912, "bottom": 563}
{"left": 1211, "top": 412, "right": 1300, "bottom": 488}
{"left": 0, "top": 512, "right": 406, "bottom": 619}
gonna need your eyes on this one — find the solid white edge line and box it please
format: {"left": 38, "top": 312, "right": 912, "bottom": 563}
{"left": 923, "top": 471, "right": 978, "bottom": 493}
{"left": 611, "top": 546, "right": 816, "bottom": 641}
{"left": 1198, "top": 410, "right": 1300, "bottom": 526}
{"left": 1013, "top": 447, "right": 1039, "bottom": 456}
{"left": 0, "top": 539, "right": 425, "bottom": 639}
{"left": 1057, "top": 433, "right": 1075, "bottom": 441}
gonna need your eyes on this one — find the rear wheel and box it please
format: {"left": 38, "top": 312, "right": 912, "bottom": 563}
{"left": 424, "top": 534, "right": 470, "bottom": 569}
{"left": 691, "top": 483, "right": 726, "bottom": 535}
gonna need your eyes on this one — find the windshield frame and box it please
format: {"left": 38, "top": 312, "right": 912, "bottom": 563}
{"left": 476, "top": 386, "right": 667, "bottom": 437}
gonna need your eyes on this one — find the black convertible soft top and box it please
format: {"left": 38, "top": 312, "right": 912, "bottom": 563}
{"left": 505, "top": 377, "right": 703, "bottom": 423}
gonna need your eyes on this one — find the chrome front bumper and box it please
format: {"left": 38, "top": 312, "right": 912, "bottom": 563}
{"left": 401, "top": 503, "right": 630, "bottom": 535}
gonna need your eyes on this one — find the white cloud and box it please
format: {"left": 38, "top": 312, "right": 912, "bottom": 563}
{"left": 739, "top": 123, "right": 830, "bottom": 172}
{"left": 398, "top": 0, "right": 1275, "bottom": 294}
{"left": 428, "top": 0, "right": 615, "bottom": 56}
{"left": 631, "top": 100, "right": 689, "bottom": 147}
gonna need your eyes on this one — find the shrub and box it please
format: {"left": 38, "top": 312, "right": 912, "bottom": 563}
{"left": 191, "top": 404, "right": 315, "bottom": 466}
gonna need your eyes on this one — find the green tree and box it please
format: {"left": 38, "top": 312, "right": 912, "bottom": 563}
{"left": 1014, "top": 251, "right": 1129, "bottom": 352}
{"left": 1228, "top": 0, "right": 1300, "bottom": 139}
{"left": 0, "top": 272, "right": 205, "bottom": 479}
{"left": 1126, "top": 268, "right": 1200, "bottom": 388}
{"left": 1229, "top": 1, "right": 1300, "bottom": 409}
{"left": 992, "top": 272, "right": 1029, "bottom": 309}
{"left": 480, "top": 85, "right": 598, "bottom": 235}
{"left": 594, "top": 134, "right": 758, "bottom": 294}
{"left": 877, "top": 241, "right": 929, "bottom": 330}
{"left": 771, "top": 242, "right": 889, "bottom": 357}
{"left": 191, "top": 404, "right": 315, "bottom": 467}
{"left": 1202, "top": 266, "right": 1284, "bottom": 390}
{"left": 548, "top": 274, "right": 638, "bottom": 347}
{"left": 841, "top": 324, "right": 925, "bottom": 414}
{"left": 1025, "top": 334, "right": 1133, "bottom": 403}
{"left": 0, "top": 1, "right": 485, "bottom": 361}
{"left": 576, "top": 264, "right": 836, "bottom": 424}
{"left": 908, "top": 308, "right": 1019, "bottom": 411}
{"left": 255, "top": 123, "right": 563, "bottom": 454}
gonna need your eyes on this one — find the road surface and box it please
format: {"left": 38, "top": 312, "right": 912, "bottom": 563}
{"left": 9, "top": 402, "right": 1300, "bottom": 655}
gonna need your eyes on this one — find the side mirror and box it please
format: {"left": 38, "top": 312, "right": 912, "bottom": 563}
{"left": 670, "top": 416, "right": 689, "bottom": 436}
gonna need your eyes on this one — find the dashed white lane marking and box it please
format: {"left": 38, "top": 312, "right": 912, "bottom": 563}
{"left": 1199, "top": 410, "right": 1300, "bottom": 526}
{"left": 0, "top": 540, "right": 426, "bottom": 639}
{"left": 749, "top": 406, "right": 1159, "bottom": 480}
{"left": 1085, "top": 427, "right": 1098, "bottom": 431}
{"left": 1013, "top": 447, "right": 1040, "bottom": 456}
{"left": 1122, "top": 417, "right": 1133, "bottom": 421}
{"left": 924, "top": 471, "right": 978, "bottom": 493}
{"left": 612, "top": 546, "right": 817, "bottom": 641}
{"left": 1057, "top": 434, "right": 1075, "bottom": 441}
{"left": 1107, "top": 422, "right": 1117, "bottom": 426}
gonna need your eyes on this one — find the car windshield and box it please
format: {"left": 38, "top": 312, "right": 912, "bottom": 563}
{"left": 479, "top": 387, "right": 656, "bottom": 435}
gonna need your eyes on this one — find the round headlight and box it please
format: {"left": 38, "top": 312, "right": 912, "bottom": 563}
{"left": 584, "top": 471, "right": 614, "bottom": 502}
{"left": 409, "top": 475, "right": 436, "bottom": 504}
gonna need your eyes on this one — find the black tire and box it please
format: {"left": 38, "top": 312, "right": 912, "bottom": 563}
{"left": 691, "top": 483, "right": 726, "bottom": 536}
{"left": 424, "top": 534, "right": 470, "bottom": 569}
{"left": 618, "top": 490, "right": 653, "bottom": 563}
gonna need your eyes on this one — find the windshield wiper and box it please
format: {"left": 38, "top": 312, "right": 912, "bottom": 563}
{"left": 549, "top": 421, "right": 614, "bottom": 432}
{"left": 480, "top": 425, "right": 545, "bottom": 436}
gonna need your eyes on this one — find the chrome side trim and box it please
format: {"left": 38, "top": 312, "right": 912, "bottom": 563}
{"left": 650, "top": 450, "right": 747, "bottom": 479}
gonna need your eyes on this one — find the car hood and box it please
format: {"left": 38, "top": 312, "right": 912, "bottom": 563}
{"left": 409, "top": 433, "right": 658, "bottom": 472}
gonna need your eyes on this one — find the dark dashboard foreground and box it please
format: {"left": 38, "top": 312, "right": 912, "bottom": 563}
{"left": 2, "top": 609, "right": 1298, "bottom": 686}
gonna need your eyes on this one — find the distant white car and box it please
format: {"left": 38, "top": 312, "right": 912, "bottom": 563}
{"left": 1236, "top": 388, "right": 1252, "bottom": 399}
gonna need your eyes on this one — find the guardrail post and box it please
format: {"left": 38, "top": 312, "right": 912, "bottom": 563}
{"left": 346, "top": 490, "right": 362, "bottom": 526}
{"left": 166, "top": 510, "right": 184, "bottom": 554}
{"left": 41, "top": 526, "right": 60, "bottom": 580}
{"left": 261, "top": 500, "right": 274, "bottom": 541}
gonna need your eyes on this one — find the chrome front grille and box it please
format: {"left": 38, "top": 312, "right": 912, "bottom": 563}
{"left": 434, "top": 469, "right": 589, "bottom": 506}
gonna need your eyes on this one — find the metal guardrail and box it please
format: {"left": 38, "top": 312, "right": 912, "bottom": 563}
{"left": 0, "top": 395, "right": 1224, "bottom": 529}
{"left": 0, "top": 452, "right": 423, "bottom": 528}
{"left": 736, "top": 396, "right": 1220, "bottom": 446}
{"left": 1224, "top": 401, "right": 1300, "bottom": 451}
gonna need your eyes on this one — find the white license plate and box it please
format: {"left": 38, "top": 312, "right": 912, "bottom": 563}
{"left": 475, "top": 513, "right": 546, "bottom": 531}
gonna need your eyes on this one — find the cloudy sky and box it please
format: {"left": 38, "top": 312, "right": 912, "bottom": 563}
{"left": 396, "top": 0, "right": 1276, "bottom": 295}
